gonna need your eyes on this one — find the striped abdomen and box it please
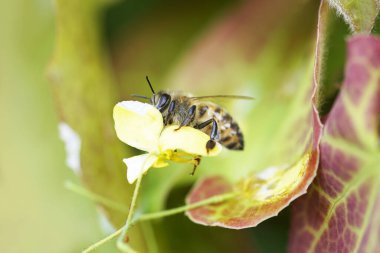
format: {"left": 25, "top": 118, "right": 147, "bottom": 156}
{"left": 195, "top": 102, "right": 244, "bottom": 150}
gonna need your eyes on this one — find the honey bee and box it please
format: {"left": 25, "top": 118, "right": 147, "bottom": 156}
{"left": 135, "top": 76, "right": 253, "bottom": 155}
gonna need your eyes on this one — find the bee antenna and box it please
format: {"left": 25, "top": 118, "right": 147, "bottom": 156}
{"left": 146, "top": 76, "right": 155, "bottom": 94}
{"left": 130, "top": 94, "right": 150, "bottom": 100}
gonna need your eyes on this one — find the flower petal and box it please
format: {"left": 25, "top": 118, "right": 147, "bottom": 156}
{"left": 159, "top": 125, "right": 222, "bottom": 156}
{"left": 123, "top": 154, "right": 158, "bottom": 184}
{"left": 113, "top": 101, "right": 163, "bottom": 152}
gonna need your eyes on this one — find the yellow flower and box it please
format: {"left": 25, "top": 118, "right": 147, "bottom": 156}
{"left": 113, "top": 101, "right": 222, "bottom": 183}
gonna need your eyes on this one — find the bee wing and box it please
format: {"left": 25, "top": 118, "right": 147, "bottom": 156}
{"left": 189, "top": 95, "right": 254, "bottom": 101}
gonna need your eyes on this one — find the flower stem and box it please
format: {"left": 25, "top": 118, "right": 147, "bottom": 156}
{"left": 117, "top": 175, "right": 143, "bottom": 252}
{"left": 137, "top": 192, "right": 236, "bottom": 222}
{"left": 80, "top": 176, "right": 143, "bottom": 253}
{"left": 79, "top": 178, "right": 236, "bottom": 253}
{"left": 82, "top": 227, "right": 123, "bottom": 253}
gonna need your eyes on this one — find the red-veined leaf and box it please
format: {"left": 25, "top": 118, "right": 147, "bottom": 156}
{"left": 289, "top": 35, "right": 380, "bottom": 253}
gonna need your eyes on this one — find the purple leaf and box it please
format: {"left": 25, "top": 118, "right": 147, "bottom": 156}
{"left": 289, "top": 35, "right": 380, "bottom": 253}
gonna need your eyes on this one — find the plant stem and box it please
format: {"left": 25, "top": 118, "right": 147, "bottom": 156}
{"left": 80, "top": 178, "right": 236, "bottom": 253}
{"left": 80, "top": 176, "right": 143, "bottom": 253}
{"left": 117, "top": 175, "right": 143, "bottom": 252}
{"left": 82, "top": 227, "right": 123, "bottom": 253}
{"left": 137, "top": 192, "right": 236, "bottom": 222}
{"left": 127, "top": 175, "right": 143, "bottom": 229}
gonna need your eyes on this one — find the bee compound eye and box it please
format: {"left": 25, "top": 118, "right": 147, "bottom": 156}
{"left": 157, "top": 94, "right": 171, "bottom": 111}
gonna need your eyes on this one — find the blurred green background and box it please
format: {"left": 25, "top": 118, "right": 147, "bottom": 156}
{"left": 0, "top": 1, "right": 116, "bottom": 252}
{"left": 0, "top": 0, "right": 356, "bottom": 252}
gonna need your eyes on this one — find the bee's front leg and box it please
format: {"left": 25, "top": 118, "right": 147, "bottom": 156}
{"left": 175, "top": 105, "right": 196, "bottom": 130}
{"left": 164, "top": 100, "right": 176, "bottom": 125}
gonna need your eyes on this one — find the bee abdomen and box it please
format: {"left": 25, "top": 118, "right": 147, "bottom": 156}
{"left": 195, "top": 103, "right": 245, "bottom": 151}
{"left": 217, "top": 115, "right": 244, "bottom": 150}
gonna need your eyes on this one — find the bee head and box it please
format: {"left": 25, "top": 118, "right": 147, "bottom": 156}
{"left": 145, "top": 76, "right": 171, "bottom": 112}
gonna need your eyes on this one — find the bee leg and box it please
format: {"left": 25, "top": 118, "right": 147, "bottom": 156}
{"left": 164, "top": 100, "right": 176, "bottom": 125}
{"left": 206, "top": 119, "right": 218, "bottom": 153}
{"left": 194, "top": 118, "right": 213, "bottom": 129}
{"left": 190, "top": 156, "right": 202, "bottom": 175}
{"left": 194, "top": 118, "right": 218, "bottom": 152}
{"left": 175, "top": 105, "right": 196, "bottom": 131}
{"left": 170, "top": 151, "right": 201, "bottom": 175}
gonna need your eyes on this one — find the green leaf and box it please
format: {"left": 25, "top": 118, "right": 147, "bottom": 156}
{"left": 182, "top": 0, "right": 324, "bottom": 228}
{"left": 327, "top": 0, "right": 380, "bottom": 33}
{"left": 315, "top": 0, "right": 351, "bottom": 115}
{"left": 137, "top": 0, "right": 322, "bottom": 216}
{"left": 47, "top": 0, "right": 147, "bottom": 250}
{"left": 164, "top": 0, "right": 320, "bottom": 180}
{"left": 289, "top": 35, "right": 380, "bottom": 252}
